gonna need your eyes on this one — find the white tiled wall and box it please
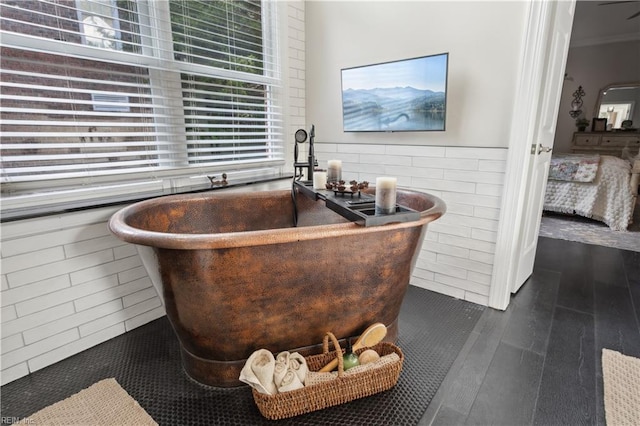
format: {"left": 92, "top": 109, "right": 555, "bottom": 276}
{"left": 0, "top": 2, "right": 307, "bottom": 386}
{"left": 0, "top": 206, "right": 165, "bottom": 385}
{"left": 285, "top": 1, "right": 306, "bottom": 141}
{"left": 315, "top": 143, "right": 508, "bottom": 306}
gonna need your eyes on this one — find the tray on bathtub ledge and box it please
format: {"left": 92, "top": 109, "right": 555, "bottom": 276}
{"left": 293, "top": 180, "right": 421, "bottom": 227}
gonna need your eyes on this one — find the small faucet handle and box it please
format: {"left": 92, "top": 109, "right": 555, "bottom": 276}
{"left": 207, "top": 174, "right": 228, "bottom": 187}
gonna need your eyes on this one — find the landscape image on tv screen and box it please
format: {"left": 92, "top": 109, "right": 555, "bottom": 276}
{"left": 341, "top": 53, "right": 448, "bottom": 132}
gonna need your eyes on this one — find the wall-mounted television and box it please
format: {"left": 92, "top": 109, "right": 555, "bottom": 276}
{"left": 341, "top": 52, "right": 448, "bottom": 132}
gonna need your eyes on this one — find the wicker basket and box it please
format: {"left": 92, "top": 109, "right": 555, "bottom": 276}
{"left": 251, "top": 332, "right": 404, "bottom": 420}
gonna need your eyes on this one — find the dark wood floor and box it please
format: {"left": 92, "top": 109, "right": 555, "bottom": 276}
{"left": 421, "top": 236, "right": 640, "bottom": 426}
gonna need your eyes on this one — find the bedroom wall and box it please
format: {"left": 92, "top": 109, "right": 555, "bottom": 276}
{"left": 305, "top": 2, "right": 527, "bottom": 302}
{"left": 554, "top": 39, "right": 640, "bottom": 154}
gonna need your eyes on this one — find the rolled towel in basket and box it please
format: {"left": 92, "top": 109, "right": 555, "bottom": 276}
{"left": 288, "top": 352, "right": 308, "bottom": 383}
{"left": 274, "top": 351, "right": 290, "bottom": 387}
{"left": 277, "top": 369, "right": 304, "bottom": 392}
{"left": 239, "top": 349, "right": 278, "bottom": 395}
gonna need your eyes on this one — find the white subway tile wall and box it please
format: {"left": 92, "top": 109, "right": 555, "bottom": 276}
{"left": 0, "top": 206, "right": 164, "bottom": 384}
{"left": 0, "top": 2, "right": 307, "bottom": 385}
{"left": 287, "top": 1, "right": 306, "bottom": 139}
{"left": 315, "top": 144, "right": 508, "bottom": 306}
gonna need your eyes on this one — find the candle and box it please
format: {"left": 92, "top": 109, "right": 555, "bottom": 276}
{"left": 327, "top": 160, "right": 342, "bottom": 182}
{"left": 313, "top": 170, "right": 327, "bottom": 189}
{"left": 375, "top": 177, "right": 397, "bottom": 215}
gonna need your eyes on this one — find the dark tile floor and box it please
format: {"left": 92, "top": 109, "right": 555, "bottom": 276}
{"left": 1, "top": 285, "right": 484, "bottom": 426}
{"left": 3, "top": 236, "right": 638, "bottom": 425}
{"left": 421, "top": 236, "right": 640, "bottom": 426}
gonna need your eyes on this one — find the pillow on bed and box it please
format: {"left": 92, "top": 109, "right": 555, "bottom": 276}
{"left": 548, "top": 154, "right": 600, "bottom": 183}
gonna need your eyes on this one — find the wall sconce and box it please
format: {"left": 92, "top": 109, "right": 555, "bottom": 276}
{"left": 569, "top": 86, "right": 585, "bottom": 118}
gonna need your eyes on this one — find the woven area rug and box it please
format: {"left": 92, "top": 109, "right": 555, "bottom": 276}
{"left": 602, "top": 349, "right": 640, "bottom": 426}
{"left": 539, "top": 199, "right": 640, "bottom": 252}
{"left": 18, "top": 378, "right": 157, "bottom": 425}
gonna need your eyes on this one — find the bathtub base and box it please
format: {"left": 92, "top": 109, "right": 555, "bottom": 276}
{"left": 179, "top": 320, "right": 399, "bottom": 387}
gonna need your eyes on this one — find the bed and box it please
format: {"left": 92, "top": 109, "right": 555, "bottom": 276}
{"left": 543, "top": 154, "right": 640, "bottom": 231}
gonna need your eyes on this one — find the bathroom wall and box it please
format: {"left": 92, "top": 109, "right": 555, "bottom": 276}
{"left": 305, "top": 1, "right": 527, "bottom": 148}
{"left": 314, "top": 144, "right": 507, "bottom": 304}
{"left": 305, "top": 2, "right": 527, "bottom": 302}
{"left": 1, "top": 206, "right": 161, "bottom": 385}
{"left": 0, "top": 1, "right": 306, "bottom": 386}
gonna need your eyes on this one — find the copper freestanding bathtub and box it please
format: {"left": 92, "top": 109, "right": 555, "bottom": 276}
{"left": 108, "top": 185, "right": 445, "bottom": 387}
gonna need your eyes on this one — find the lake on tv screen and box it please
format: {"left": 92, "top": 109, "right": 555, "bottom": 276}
{"left": 342, "top": 86, "right": 445, "bottom": 131}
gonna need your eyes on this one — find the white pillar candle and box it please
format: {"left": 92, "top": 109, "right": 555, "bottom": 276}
{"left": 375, "top": 177, "right": 397, "bottom": 215}
{"left": 313, "top": 170, "right": 327, "bottom": 189}
{"left": 327, "top": 160, "right": 342, "bottom": 182}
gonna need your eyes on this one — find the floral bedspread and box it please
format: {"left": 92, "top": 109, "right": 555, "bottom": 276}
{"left": 548, "top": 154, "right": 600, "bottom": 183}
{"left": 544, "top": 155, "right": 634, "bottom": 231}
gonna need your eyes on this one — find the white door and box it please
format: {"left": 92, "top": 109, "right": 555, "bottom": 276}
{"left": 512, "top": 1, "right": 576, "bottom": 293}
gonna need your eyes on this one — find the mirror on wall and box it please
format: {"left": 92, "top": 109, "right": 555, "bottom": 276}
{"left": 594, "top": 82, "right": 640, "bottom": 130}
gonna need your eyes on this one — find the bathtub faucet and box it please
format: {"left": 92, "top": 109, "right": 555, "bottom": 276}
{"left": 294, "top": 125, "right": 318, "bottom": 182}
{"left": 307, "top": 125, "right": 316, "bottom": 181}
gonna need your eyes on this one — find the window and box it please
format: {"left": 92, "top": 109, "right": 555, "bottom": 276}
{"left": 77, "top": 0, "right": 122, "bottom": 50}
{"left": 0, "top": 0, "right": 283, "bottom": 215}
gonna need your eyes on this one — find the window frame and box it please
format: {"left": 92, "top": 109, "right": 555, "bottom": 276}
{"left": 0, "top": 0, "right": 287, "bottom": 220}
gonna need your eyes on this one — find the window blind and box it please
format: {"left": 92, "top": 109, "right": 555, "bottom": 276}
{"left": 0, "top": 0, "right": 283, "bottom": 194}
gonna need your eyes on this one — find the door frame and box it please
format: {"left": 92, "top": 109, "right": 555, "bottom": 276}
{"left": 488, "top": 0, "right": 575, "bottom": 310}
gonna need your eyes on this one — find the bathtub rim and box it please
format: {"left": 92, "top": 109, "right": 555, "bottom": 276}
{"left": 108, "top": 188, "right": 446, "bottom": 250}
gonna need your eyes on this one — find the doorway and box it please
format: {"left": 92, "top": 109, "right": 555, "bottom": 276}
{"left": 489, "top": 0, "right": 576, "bottom": 310}
{"left": 538, "top": 1, "right": 640, "bottom": 250}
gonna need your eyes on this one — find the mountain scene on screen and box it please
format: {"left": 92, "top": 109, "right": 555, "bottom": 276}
{"left": 342, "top": 86, "right": 445, "bottom": 131}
